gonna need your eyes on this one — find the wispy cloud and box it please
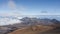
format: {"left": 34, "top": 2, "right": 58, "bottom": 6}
{"left": 1, "top": 0, "right": 27, "bottom": 16}
{"left": 8, "top": 0, "right": 16, "bottom": 10}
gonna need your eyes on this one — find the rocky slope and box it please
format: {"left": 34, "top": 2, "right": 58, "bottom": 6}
{"left": 8, "top": 25, "right": 54, "bottom": 34}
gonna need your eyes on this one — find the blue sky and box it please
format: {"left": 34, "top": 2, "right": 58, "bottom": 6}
{"left": 0, "top": 0, "right": 60, "bottom": 16}
{"left": 0, "top": 0, "right": 60, "bottom": 25}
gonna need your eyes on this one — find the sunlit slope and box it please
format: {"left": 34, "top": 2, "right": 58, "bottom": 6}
{"left": 8, "top": 25, "right": 54, "bottom": 34}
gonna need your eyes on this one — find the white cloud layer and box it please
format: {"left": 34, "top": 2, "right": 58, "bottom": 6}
{"left": 0, "top": 17, "right": 22, "bottom": 25}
